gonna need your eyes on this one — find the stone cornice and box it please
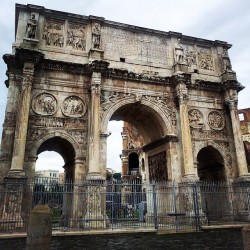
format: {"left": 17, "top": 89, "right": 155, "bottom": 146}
{"left": 40, "top": 59, "right": 91, "bottom": 75}
{"left": 103, "top": 68, "right": 171, "bottom": 85}
{"left": 90, "top": 60, "right": 110, "bottom": 73}
{"left": 142, "top": 135, "right": 178, "bottom": 152}
{"left": 15, "top": 48, "right": 44, "bottom": 66}
{"left": 192, "top": 80, "right": 223, "bottom": 92}
{"left": 171, "top": 73, "right": 192, "bottom": 87}
{"left": 222, "top": 80, "right": 244, "bottom": 92}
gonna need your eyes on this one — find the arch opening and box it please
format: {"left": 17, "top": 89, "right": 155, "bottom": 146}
{"left": 197, "top": 146, "right": 230, "bottom": 220}
{"left": 107, "top": 102, "right": 170, "bottom": 183}
{"left": 110, "top": 102, "right": 166, "bottom": 144}
{"left": 36, "top": 136, "right": 76, "bottom": 181}
{"left": 128, "top": 152, "right": 139, "bottom": 175}
{"left": 197, "top": 146, "right": 225, "bottom": 182}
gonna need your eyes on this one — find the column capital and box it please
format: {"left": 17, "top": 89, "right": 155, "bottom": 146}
{"left": 175, "top": 82, "right": 188, "bottom": 104}
{"left": 16, "top": 48, "right": 44, "bottom": 66}
{"left": 172, "top": 73, "right": 191, "bottom": 105}
{"left": 91, "top": 71, "right": 102, "bottom": 95}
{"left": 89, "top": 60, "right": 110, "bottom": 73}
{"left": 224, "top": 88, "right": 238, "bottom": 110}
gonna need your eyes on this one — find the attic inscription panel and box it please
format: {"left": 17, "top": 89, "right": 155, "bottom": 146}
{"left": 101, "top": 26, "right": 170, "bottom": 64}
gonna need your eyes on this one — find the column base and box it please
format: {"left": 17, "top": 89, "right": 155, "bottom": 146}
{"left": 7, "top": 169, "right": 26, "bottom": 178}
{"left": 235, "top": 174, "right": 250, "bottom": 183}
{"left": 86, "top": 172, "right": 104, "bottom": 181}
{"left": 181, "top": 174, "right": 199, "bottom": 183}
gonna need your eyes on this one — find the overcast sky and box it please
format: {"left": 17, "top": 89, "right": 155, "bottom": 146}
{"left": 0, "top": 0, "right": 250, "bottom": 173}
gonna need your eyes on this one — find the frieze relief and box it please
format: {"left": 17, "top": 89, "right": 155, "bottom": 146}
{"left": 197, "top": 48, "right": 214, "bottom": 71}
{"left": 43, "top": 19, "right": 64, "bottom": 47}
{"left": 188, "top": 109, "right": 204, "bottom": 128}
{"left": 32, "top": 93, "right": 57, "bottom": 116}
{"left": 190, "top": 128, "right": 228, "bottom": 141}
{"left": 208, "top": 111, "right": 225, "bottom": 130}
{"left": 62, "top": 96, "right": 87, "bottom": 118}
{"left": 67, "top": 24, "right": 86, "bottom": 51}
{"left": 29, "top": 115, "right": 86, "bottom": 129}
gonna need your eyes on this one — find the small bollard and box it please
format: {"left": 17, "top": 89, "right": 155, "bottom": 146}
{"left": 242, "top": 225, "right": 250, "bottom": 250}
{"left": 26, "top": 205, "right": 52, "bottom": 250}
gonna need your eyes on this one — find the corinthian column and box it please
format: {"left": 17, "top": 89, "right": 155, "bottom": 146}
{"left": 224, "top": 88, "right": 250, "bottom": 179}
{"left": 87, "top": 71, "right": 102, "bottom": 179}
{"left": 175, "top": 75, "right": 196, "bottom": 179}
{"left": 8, "top": 49, "right": 43, "bottom": 178}
{"left": 8, "top": 63, "right": 34, "bottom": 177}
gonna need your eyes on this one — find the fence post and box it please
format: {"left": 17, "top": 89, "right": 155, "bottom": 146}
{"left": 192, "top": 183, "right": 201, "bottom": 231}
{"left": 152, "top": 181, "right": 158, "bottom": 229}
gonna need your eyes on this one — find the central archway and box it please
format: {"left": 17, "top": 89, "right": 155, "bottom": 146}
{"left": 103, "top": 100, "right": 175, "bottom": 183}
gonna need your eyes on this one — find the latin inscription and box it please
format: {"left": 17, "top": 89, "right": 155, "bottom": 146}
{"left": 101, "top": 26, "right": 170, "bottom": 64}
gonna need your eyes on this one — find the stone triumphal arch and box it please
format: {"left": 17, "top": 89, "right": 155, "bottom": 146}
{"left": 1, "top": 4, "right": 250, "bottom": 185}
{"left": 0, "top": 0, "right": 249, "bottom": 217}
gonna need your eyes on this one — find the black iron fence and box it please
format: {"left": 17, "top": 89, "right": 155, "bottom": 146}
{"left": 0, "top": 178, "right": 249, "bottom": 234}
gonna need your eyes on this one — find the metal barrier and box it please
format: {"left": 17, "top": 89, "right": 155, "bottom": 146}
{"left": 0, "top": 179, "right": 249, "bottom": 234}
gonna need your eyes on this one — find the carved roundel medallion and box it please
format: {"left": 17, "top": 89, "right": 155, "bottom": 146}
{"left": 188, "top": 109, "right": 204, "bottom": 128}
{"left": 208, "top": 111, "right": 225, "bottom": 130}
{"left": 62, "top": 96, "right": 87, "bottom": 117}
{"left": 32, "top": 93, "right": 57, "bottom": 116}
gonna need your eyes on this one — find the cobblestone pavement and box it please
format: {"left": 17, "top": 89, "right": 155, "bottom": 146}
{"left": 0, "top": 229, "right": 243, "bottom": 250}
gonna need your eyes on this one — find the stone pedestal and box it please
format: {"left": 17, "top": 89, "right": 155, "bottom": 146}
{"left": 232, "top": 181, "right": 250, "bottom": 221}
{"left": 89, "top": 48, "right": 104, "bottom": 60}
{"left": 84, "top": 180, "right": 106, "bottom": 229}
{"left": 0, "top": 177, "right": 27, "bottom": 232}
{"left": 26, "top": 205, "right": 52, "bottom": 250}
{"left": 242, "top": 225, "right": 250, "bottom": 250}
{"left": 173, "top": 63, "right": 188, "bottom": 74}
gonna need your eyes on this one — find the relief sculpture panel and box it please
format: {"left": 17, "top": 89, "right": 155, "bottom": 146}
{"left": 188, "top": 109, "right": 204, "bottom": 128}
{"left": 208, "top": 111, "right": 225, "bottom": 130}
{"left": 62, "top": 96, "right": 87, "bottom": 117}
{"left": 32, "top": 93, "right": 57, "bottom": 116}
{"left": 43, "top": 19, "right": 64, "bottom": 47}
{"left": 148, "top": 151, "right": 167, "bottom": 182}
{"left": 67, "top": 24, "right": 86, "bottom": 51}
{"left": 197, "top": 48, "right": 214, "bottom": 71}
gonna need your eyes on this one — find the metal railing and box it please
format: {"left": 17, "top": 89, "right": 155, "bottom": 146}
{"left": 0, "top": 178, "right": 249, "bottom": 234}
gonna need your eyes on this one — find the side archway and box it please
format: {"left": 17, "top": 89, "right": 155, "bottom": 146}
{"left": 26, "top": 131, "right": 84, "bottom": 180}
{"left": 194, "top": 141, "right": 232, "bottom": 180}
